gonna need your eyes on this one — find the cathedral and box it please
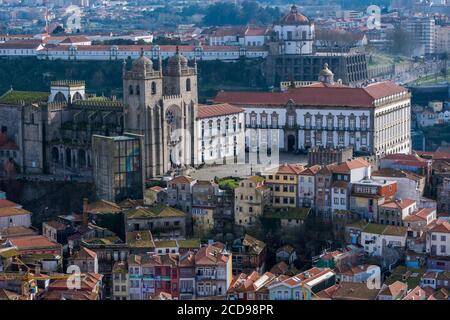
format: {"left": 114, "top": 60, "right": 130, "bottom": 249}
{"left": 0, "top": 48, "right": 245, "bottom": 182}
{"left": 122, "top": 48, "right": 198, "bottom": 179}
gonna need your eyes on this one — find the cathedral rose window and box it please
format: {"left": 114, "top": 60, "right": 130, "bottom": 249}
{"left": 166, "top": 110, "right": 175, "bottom": 125}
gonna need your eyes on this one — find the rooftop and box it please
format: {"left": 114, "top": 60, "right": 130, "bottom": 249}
{"left": 197, "top": 103, "right": 244, "bottom": 119}
{"left": 214, "top": 82, "right": 408, "bottom": 108}
{"left": 126, "top": 204, "right": 186, "bottom": 219}
{"left": 0, "top": 90, "right": 49, "bottom": 105}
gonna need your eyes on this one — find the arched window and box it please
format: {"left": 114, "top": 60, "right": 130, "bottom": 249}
{"left": 73, "top": 92, "right": 83, "bottom": 101}
{"left": 186, "top": 78, "right": 191, "bottom": 92}
{"left": 136, "top": 85, "right": 140, "bottom": 95}
{"left": 54, "top": 92, "right": 66, "bottom": 102}
{"left": 151, "top": 82, "right": 157, "bottom": 95}
{"left": 129, "top": 85, "right": 133, "bottom": 95}
{"left": 232, "top": 117, "right": 237, "bottom": 132}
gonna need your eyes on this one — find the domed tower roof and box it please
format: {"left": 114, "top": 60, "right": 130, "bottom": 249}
{"left": 168, "top": 46, "right": 188, "bottom": 74}
{"left": 131, "top": 48, "right": 153, "bottom": 72}
{"left": 279, "top": 5, "right": 310, "bottom": 25}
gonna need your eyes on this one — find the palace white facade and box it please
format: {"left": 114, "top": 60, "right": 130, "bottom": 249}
{"left": 196, "top": 104, "right": 246, "bottom": 165}
{"left": 214, "top": 65, "right": 411, "bottom": 158}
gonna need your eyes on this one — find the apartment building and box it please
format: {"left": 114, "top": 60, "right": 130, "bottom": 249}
{"left": 195, "top": 243, "right": 232, "bottom": 298}
{"left": 234, "top": 176, "right": 270, "bottom": 227}
{"left": 264, "top": 164, "right": 304, "bottom": 208}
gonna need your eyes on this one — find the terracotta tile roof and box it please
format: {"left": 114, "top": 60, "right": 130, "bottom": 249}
{"left": 0, "top": 226, "right": 36, "bottom": 237}
{"left": 380, "top": 199, "right": 416, "bottom": 210}
{"left": 0, "top": 207, "right": 30, "bottom": 217}
{"left": 379, "top": 281, "right": 407, "bottom": 298}
{"left": 214, "top": 81, "right": 407, "bottom": 108}
{"left": 381, "top": 153, "right": 428, "bottom": 168}
{"left": 48, "top": 273, "right": 103, "bottom": 292}
{"left": 87, "top": 200, "right": 122, "bottom": 214}
{"left": 403, "top": 286, "right": 427, "bottom": 300}
{"left": 0, "top": 199, "right": 20, "bottom": 208}
{"left": 197, "top": 103, "right": 244, "bottom": 119}
{"left": 72, "top": 247, "right": 97, "bottom": 260}
{"left": 43, "top": 220, "right": 68, "bottom": 231}
{"left": 9, "top": 235, "right": 61, "bottom": 250}
{"left": 60, "top": 36, "right": 90, "bottom": 43}
{"left": 195, "top": 243, "right": 229, "bottom": 265}
{"left": 403, "top": 208, "right": 435, "bottom": 222}
{"left": 331, "top": 282, "right": 380, "bottom": 300}
{"left": 0, "top": 40, "right": 43, "bottom": 49}
{"left": 299, "top": 165, "right": 321, "bottom": 176}
{"left": 428, "top": 220, "right": 450, "bottom": 233}
{"left": 371, "top": 168, "right": 424, "bottom": 182}
{"left": 315, "top": 284, "right": 340, "bottom": 299}
{"left": 169, "top": 175, "right": 194, "bottom": 184}
{"left": 331, "top": 158, "right": 370, "bottom": 174}
{"left": 272, "top": 163, "right": 304, "bottom": 175}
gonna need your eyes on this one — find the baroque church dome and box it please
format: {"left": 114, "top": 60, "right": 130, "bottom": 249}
{"left": 279, "top": 5, "right": 310, "bottom": 25}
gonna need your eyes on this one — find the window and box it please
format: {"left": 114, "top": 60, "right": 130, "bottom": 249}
{"left": 129, "top": 85, "right": 133, "bottom": 95}
{"left": 136, "top": 85, "right": 140, "bottom": 95}
{"left": 151, "top": 81, "right": 157, "bottom": 95}
{"left": 441, "top": 235, "right": 446, "bottom": 241}
{"left": 186, "top": 78, "right": 191, "bottom": 92}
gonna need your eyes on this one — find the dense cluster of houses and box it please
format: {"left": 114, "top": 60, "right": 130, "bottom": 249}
{"left": 1, "top": 148, "right": 450, "bottom": 300}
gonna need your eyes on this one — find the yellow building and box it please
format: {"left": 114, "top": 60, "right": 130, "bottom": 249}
{"left": 234, "top": 176, "right": 270, "bottom": 227}
{"left": 264, "top": 164, "right": 304, "bottom": 208}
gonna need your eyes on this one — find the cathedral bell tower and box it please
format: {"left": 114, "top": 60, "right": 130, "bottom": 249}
{"left": 123, "top": 48, "right": 165, "bottom": 179}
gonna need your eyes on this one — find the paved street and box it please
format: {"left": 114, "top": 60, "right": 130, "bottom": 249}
{"left": 189, "top": 152, "right": 308, "bottom": 180}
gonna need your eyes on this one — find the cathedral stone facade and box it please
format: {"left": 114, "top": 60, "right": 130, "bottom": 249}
{"left": 122, "top": 48, "right": 198, "bottom": 179}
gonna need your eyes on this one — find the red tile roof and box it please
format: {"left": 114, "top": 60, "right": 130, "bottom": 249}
{"left": 214, "top": 82, "right": 407, "bottom": 108}
{"left": 9, "top": 235, "right": 61, "bottom": 250}
{"left": 0, "top": 199, "right": 20, "bottom": 208}
{"left": 0, "top": 207, "right": 30, "bottom": 217}
{"left": 197, "top": 103, "right": 244, "bottom": 119}
{"left": 331, "top": 158, "right": 370, "bottom": 174}
{"left": 429, "top": 220, "right": 450, "bottom": 233}
{"left": 273, "top": 164, "right": 304, "bottom": 175}
{"left": 169, "top": 175, "right": 194, "bottom": 185}
{"left": 380, "top": 199, "right": 416, "bottom": 210}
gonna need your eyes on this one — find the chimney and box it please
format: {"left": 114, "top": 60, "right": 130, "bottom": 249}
{"left": 82, "top": 198, "right": 89, "bottom": 227}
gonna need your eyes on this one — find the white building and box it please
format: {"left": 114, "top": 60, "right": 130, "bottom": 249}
{"left": 196, "top": 103, "right": 245, "bottom": 165}
{"left": 426, "top": 220, "right": 450, "bottom": 257}
{"left": 298, "top": 165, "right": 320, "bottom": 208}
{"left": 372, "top": 168, "right": 425, "bottom": 203}
{"left": 360, "top": 223, "right": 407, "bottom": 257}
{"left": 0, "top": 40, "right": 44, "bottom": 57}
{"left": 34, "top": 44, "right": 268, "bottom": 61}
{"left": 272, "top": 5, "right": 315, "bottom": 55}
{"left": 0, "top": 206, "right": 31, "bottom": 229}
{"left": 214, "top": 65, "right": 411, "bottom": 157}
